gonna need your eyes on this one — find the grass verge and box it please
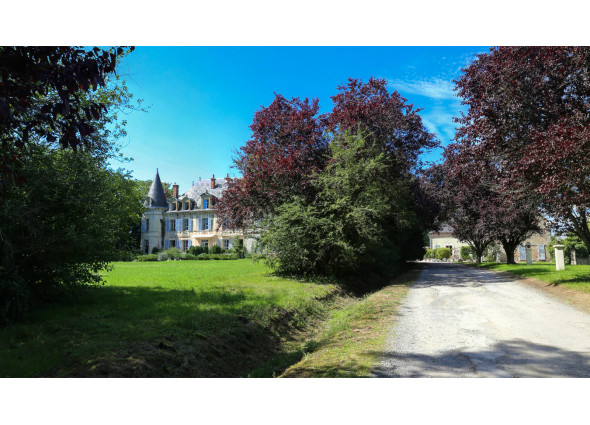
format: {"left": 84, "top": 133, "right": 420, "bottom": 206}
{"left": 471, "top": 262, "right": 590, "bottom": 313}
{"left": 0, "top": 260, "right": 338, "bottom": 377}
{"left": 280, "top": 263, "right": 422, "bottom": 377}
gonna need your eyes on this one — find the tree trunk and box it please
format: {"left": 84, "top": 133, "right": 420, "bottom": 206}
{"left": 474, "top": 247, "right": 485, "bottom": 263}
{"left": 502, "top": 240, "right": 518, "bottom": 264}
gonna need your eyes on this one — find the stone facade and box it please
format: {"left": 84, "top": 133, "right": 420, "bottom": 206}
{"left": 140, "top": 170, "right": 255, "bottom": 254}
{"left": 428, "top": 224, "right": 553, "bottom": 262}
{"left": 428, "top": 225, "right": 469, "bottom": 260}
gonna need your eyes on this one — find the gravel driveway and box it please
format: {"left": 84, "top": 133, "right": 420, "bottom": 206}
{"left": 376, "top": 262, "right": 590, "bottom": 377}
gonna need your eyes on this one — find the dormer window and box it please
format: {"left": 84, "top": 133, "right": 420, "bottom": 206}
{"left": 203, "top": 199, "right": 209, "bottom": 209}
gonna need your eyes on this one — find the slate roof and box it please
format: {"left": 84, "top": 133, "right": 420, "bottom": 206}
{"left": 147, "top": 169, "right": 168, "bottom": 208}
{"left": 428, "top": 224, "right": 454, "bottom": 234}
{"left": 182, "top": 177, "right": 229, "bottom": 200}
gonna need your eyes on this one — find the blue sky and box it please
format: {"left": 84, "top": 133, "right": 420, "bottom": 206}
{"left": 116, "top": 47, "right": 488, "bottom": 191}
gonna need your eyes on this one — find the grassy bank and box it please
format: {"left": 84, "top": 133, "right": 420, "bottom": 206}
{"left": 281, "top": 264, "right": 421, "bottom": 377}
{"left": 472, "top": 262, "right": 590, "bottom": 313}
{"left": 0, "top": 260, "right": 339, "bottom": 377}
{"left": 473, "top": 263, "right": 590, "bottom": 293}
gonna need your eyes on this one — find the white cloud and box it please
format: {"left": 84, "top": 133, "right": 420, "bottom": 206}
{"left": 388, "top": 78, "right": 458, "bottom": 101}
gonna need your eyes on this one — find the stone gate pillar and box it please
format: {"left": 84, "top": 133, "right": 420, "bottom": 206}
{"left": 554, "top": 244, "right": 565, "bottom": 271}
{"left": 571, "top": 249, "right": 577, "bottom": 265}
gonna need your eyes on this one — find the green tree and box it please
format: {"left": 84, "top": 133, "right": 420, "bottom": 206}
{"left": 0, "top": 47, "right": 145, "bottom": 322}
{"left": 262, "top": 131, "right": 422, "bottom": 281}
{"left": 0, "top": 146, "right": 145, "bottom": 320}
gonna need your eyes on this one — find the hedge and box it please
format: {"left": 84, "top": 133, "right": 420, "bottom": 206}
{"left": 435, "top": 248, "right": 451, "bottom": 260}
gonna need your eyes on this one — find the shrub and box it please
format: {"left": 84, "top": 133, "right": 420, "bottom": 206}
{"left": 189, "top": 245, "right": 204, "bottom": 256}
{"left": 197, "top": 253, "right": 240, "bottom": 260}
{"left": 562, "top": 233, "right": 589, "bottom": 263}
{"left": 136, "top": 254, "right": 159, "bottom": 262}
{"left": 151, "top": 247, "right": 160, "bottom": 254}
{"left": 161, "top": 247, "right": 182, "bottom": 260}
{"left": 435, "top": 248, "right": 451, "bottom": 260}
{"left": 231, "top": 243, "right": 247, "bottom": 258}
{"left": 460, "top": 246, "right": 472, "bottom": 260}
{"left": 424, "top": 249, "right": 435, "bottom": 259}
{"left": 209, "top": 245, "right": 224, "bottom": 254}
{"left": 180, "top": 253, "right": 197, "bottom": 260}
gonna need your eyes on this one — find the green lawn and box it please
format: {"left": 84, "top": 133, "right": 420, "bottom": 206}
{"left": 473, "top": 262, "right": 590, "bottom": 293}
{"left": 0, "top": 260, "right": 338, "bottom": 377}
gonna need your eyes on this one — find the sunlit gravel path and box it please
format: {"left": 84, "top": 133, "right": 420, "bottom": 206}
{"left": 375, "top": 262, "right": 590, "bottom": 377}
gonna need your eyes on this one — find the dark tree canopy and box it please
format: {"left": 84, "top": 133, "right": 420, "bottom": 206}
{"left": 218, "top": 94, "right": 328, "bottom": 228}
{"left": 0, "top": 46, "right": 143, "bottom": 322}
{"left": 0, "top": 46, "right": 134, "bottom": 194}
{"left": 219, "top": 78, "right": 439, "bottom": 234}
{"left": 221, "top": 78, "right": 438, "bottom": 281}
{"left": 455, "top": 46, "right": 590, "bottom": 252}
{"left": 328, "top": 77, "right": 438, "bottom": 172}
{"left": 426, "top": 141, "right": 541, "bottom": 264}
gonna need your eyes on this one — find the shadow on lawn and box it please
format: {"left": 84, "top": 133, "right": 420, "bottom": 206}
{"left": 0, "top": 285, "right": 315, "bottom": 378}
{"left": 549, "top": 275, "right": 590, "bottom": 287}
{"left": 372, "top": 338, "right": 590, "bottom": 377}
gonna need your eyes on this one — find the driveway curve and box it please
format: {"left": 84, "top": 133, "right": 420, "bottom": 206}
{"left": 376, "top": 262, "right": 590, "bottom": 377}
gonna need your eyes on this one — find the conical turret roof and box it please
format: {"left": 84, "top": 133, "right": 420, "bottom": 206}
{"left": 147, "top": 169, "right": 168, "bottom": 208}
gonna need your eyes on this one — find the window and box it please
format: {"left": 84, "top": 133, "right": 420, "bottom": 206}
{"left": 183, "top": 240, "right": 189, "bottom": 251}
{"left": 185, "top": 202, "right": 189, "bottom": 210}
{"left": 144, "top": 239, "right": 149, "bottom": 254}
{"left": 223, "top": 239, "right": 230, "bottom": 249}
{"left": 201, "top": 240, "right": 209, "bottom": 248}
{"left": 203, "top": 199, "right": 208, "bottom": 209}
{"left": 146, "top": 219, "right": 150, "bottom": 232}
{"left": 183, "top": 219, "right": 189, "bottom": 231}
{"left": 238, "top": 239, "right": 243, "bottom": 246}
{"left": 202, "top": 218, "right": 209, "bottom": 230}
{"left": 170, "top": 239, "right": 176, "bottom": 248}
{"left": 170, "top": 220, "right": 176, "bottom": 231}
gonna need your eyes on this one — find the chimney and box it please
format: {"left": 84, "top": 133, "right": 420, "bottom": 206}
{"left": 211, "top": 174, "right": 216, "bottom": 189}
{"left": 226, "top": 173, "right": 229, "bottom": 179}
{"left": 172, "top": 183, "right": 179, "bottom": 199}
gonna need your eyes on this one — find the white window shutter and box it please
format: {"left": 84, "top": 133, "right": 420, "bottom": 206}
{"left": 229, "top": 239, "right": 234, "bottom": 249}
{"left": 198, "top": 218, "right": 202, "bottom": 230}
{"left": 141, "top": 219, "right": 146, "bottom": 233}
{"left": 165, "top": 219, "right": 169, "bottom": 232}
{"left": 176, "top": 219, "right": 181, "bottom": 232}
{"left": 165, "top": 240, "right": 169, "bottom": 249}
{"left": 209, "top": 218, "right": 213, "bottom": 230}
{"left": 188, "top": 240, "right": 192, "bottom": 248}
{"left": 189, "top": 218, "right": 193, "bottom": 231}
